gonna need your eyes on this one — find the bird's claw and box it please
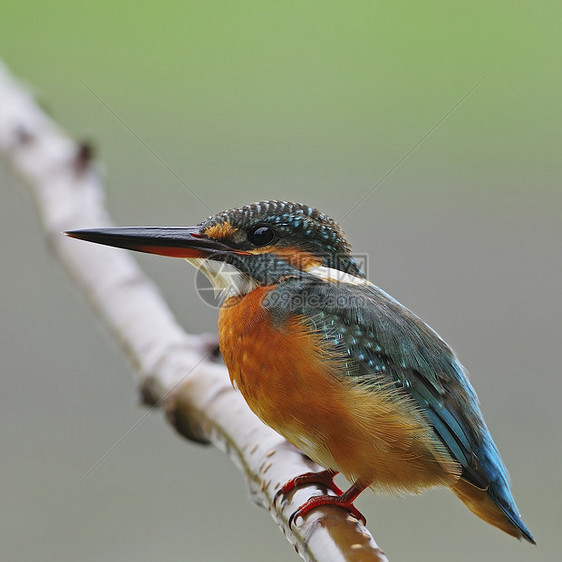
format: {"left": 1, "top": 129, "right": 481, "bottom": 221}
{"left": 287, "top": 493, "right": 367, "bottom": 528}
{"left": 274, "top": 469, "right": 342, "bottom": 506}
{"left": 275, "top": 470, "right": 366, "bottom": 527}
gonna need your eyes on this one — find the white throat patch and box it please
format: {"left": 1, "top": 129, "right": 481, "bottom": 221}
{"left": 186, "top": 258, "right": 258, "bottom": 299}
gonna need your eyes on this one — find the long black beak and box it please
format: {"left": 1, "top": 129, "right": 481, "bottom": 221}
{"left": 65, "top": 226, "right": 246, "bottom": 258}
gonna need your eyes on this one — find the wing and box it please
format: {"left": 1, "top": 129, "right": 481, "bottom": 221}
{"left": 263, "top": 276, "right": 507, "bottom": 491}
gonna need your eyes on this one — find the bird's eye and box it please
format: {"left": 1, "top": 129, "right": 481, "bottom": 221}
{"left": 248, "top": 226, "right": 275, "bottom": 246}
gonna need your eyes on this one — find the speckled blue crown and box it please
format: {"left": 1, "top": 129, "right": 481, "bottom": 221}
{"left": 200, "top": 200, "right": 364, "bottom": 276}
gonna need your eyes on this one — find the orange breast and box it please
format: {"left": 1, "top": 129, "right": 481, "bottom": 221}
{"left": 218, "top": 286, "right": 460, "bottom": 493}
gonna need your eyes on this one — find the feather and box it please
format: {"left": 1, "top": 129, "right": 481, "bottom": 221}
{"left": 263, "top": 275, "right": 533, "bottom": 541}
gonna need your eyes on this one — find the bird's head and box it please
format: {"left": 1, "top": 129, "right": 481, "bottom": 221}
{"left": 66, "top": 200, "right": 365, "bottom": 299}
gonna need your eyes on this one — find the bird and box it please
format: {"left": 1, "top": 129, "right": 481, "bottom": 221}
{"left": 66, "top": 199, "right": 534, "bottom": 543}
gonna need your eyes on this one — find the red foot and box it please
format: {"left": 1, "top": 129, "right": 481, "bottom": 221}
{"left": 274, "top": 469, "right": 343, "bottom": 505}
{"left": 288, "top": 485, "right": 367, "bottom": 527}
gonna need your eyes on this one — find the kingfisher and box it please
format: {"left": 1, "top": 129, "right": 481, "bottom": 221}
{"left": 66, "top": 200, "right": 534, "bottom": 543}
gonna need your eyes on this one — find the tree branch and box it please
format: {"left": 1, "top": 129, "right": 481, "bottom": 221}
{"left": 0, "top": 60, "right": 388, "bottom": 562}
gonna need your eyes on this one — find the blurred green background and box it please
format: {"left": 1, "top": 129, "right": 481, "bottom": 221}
{"left": 1, "top": 1, "right": 560, "bottom": 560}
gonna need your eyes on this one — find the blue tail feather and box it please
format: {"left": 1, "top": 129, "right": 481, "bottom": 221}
{"left": 478, "top": 436, "right": 535, "bottom": 543}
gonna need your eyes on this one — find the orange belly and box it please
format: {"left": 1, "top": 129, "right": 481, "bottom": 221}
{"left": 219, "top": 286, "right": 460, "bottom": 493}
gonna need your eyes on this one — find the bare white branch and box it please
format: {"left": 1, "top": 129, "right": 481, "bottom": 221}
{"left": 0, "top": 60, "right": 388, "bottom": 562}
